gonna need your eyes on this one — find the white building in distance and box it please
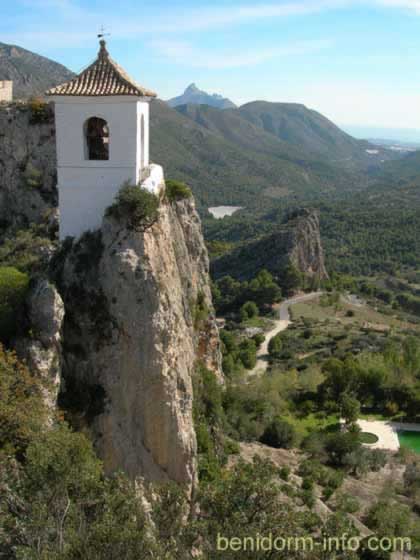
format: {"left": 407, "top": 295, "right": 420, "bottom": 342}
{"left": 0, "top": 81, "right": 13, "bottom": 103}
{"left": 46, "top": 40, "right": 164, "bottom": 240}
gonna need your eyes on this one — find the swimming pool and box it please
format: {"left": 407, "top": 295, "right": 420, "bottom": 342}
{"left": 398, "top": 431, "right": 420, "bottom": 453}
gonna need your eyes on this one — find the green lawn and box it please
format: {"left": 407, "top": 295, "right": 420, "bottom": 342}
{"left": 283, "top": 413, "right": 340, "bottom": 440}
{"left": 359, "top": 432, "right": 379, "bottom": 444}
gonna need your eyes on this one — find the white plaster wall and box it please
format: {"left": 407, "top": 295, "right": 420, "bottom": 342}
{"left": 136, "top": 102, "right": 150, "bottom": 172}
{"left": 51, "top": 96, "right": 152, "bottom": 239}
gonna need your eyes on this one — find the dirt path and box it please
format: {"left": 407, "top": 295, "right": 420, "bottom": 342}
{"left": 248, "top": 292, "right": 322, "bottom": 378}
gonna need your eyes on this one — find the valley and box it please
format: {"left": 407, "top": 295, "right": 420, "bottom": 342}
{"left": 1, "top": 39, "right": 420, "bottom": 559}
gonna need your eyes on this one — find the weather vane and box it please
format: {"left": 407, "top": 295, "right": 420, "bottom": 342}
{"left": 97, "top": 26, "right": 111, "bottom": 39}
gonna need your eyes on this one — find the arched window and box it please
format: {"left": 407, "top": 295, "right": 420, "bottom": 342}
{"left": 85, "top": 117, "right": 109, "bottom": 161}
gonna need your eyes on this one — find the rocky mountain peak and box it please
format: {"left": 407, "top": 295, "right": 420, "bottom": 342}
{"left": 167, "top": 83, "right": 237, "bottom": 110}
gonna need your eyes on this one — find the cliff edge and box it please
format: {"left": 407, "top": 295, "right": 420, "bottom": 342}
{"left": 50, "top": 192, "right": 222, "bottom": 492}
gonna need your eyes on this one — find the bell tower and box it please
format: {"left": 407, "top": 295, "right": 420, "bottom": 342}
{"left": 47, "top": 40, "right": 163, "bottom": 240}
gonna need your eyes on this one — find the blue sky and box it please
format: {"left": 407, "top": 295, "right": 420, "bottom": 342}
{"left": 2, "top": 0, "right": 420, "bottom": 133}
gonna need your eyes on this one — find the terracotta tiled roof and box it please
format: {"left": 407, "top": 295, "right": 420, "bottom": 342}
{"left": 46, "top": 41, "right": 157, "bottom": 98}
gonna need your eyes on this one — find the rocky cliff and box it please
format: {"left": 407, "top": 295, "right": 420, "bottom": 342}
{"left": 0, "top": 102, "right": 57, "bottom": 235}
{"left": 211, "top": 208, "right": 329, "bottom": 282}
{"left": 0, "top": 103, "right": 222, "bottom": 494}
{"left": 48, "top": 193, "right": 222, "bottom": 493}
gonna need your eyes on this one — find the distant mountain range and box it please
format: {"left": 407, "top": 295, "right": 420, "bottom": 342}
{"left": 150, "top": 100, "right": 398, "bottom": 209}
{"left": 167, "top": 83, "right": 237, "bottom": 110}
{"left": 0, "top": 42, "right": 403, "bottom": 211}
{"left": 0, "top": 42, "right": 74, "bottom": 99}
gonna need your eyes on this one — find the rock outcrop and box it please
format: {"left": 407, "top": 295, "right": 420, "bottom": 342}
{"left": 16, "top": 280, "right": 64, "bottom": 411}
{"left": 0, "top": 103, "right": 57, "bottom": 234}
{"left": 212, "top": 208, "right": 329, "bottom": 282}
{"left": 51, "top": 194, "right": 222, "bottom": 493}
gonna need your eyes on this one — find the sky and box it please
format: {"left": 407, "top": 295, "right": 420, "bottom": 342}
{"left": 2, "top": 0, "right": 420, "bottom": 135}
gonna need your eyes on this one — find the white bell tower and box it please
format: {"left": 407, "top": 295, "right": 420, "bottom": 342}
{"left": 47, "top": 40, "right": 164, "bottom": 240}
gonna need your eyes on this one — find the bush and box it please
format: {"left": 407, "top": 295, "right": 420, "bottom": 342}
{"left": 240, "top": 300, "right": 259, "bottom": 321}
{"left": 279, "top": 466, "right": 290, "bottom": 481}
{"left": 238, "top": 338, "right": 257, "bottom": 369}
{"left": 253, "top": 333, "right": 265, "bottom": 348}
{"left": 28, "top": 97, "right": 52, "bottom": 124}
{"left": 0, "top": 267, "right": 30, "bottom": 341}
{"left": 325, "top": 431, "right": 360, "bottom": 467}
{"left": 268, "top": 333, "right": 283, "bottom": 357}
{"left": 0, "top": 345, "right": 47, "bottom": 458}
{"left": 260, "top": 417, "right": 297, "bottom": 449}
{"left": 165, "top": 179, "right": 192, "bottom": 201}
{"left": 106, "top": 183, "right": 159, "bottom": 231}
{"left": 0, "top": 228, "right": 54, "bottom": 274}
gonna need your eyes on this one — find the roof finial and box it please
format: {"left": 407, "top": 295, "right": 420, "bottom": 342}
{"left": 97, "top": 26, "right": 110, "bottom": 57}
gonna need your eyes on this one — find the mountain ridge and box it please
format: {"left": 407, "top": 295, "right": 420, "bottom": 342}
{"left": 167, "top": 83, "right": 237, "bottom": 110}
{"left": 0, "top": 42, "right": 75, "bottom": 99}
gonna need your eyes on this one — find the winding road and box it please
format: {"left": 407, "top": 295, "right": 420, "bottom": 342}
{"left": 249, "top": 292, "right": 322, "bottom": 378}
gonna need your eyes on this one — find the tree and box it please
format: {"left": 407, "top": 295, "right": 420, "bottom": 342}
{"left": 248, "top": 269, "right": 282, "bottom": 308}
{"left": 340, "top": 394, "right": 361, "bottom": 426}
{"left": 0, "top": 345, "right": 47, "bottom": 459}
{"left": 195, "top": 456, "right": 315, "bottom": 559}
{"left": 238, "top": 339, "right": 257, "bottom": 369}
{"left": 0, "top": 423, "right": 168, "bottom": 559}
{"left": 0, "top": 267, "right": 29, "bottom": 342}
{"left": 281, "top": 263, "right": 303, "bottom": 295}
{"left": 260, "top": 417, "right": 297, "bottom": 449}
{"left": 240, "top": 301, "right": 259, "bottom": 322}
{"left": 268, "top": 333, "right": 283, "bottom": 358}
{"left": 106, "top": 183, "right": 159, "bottom": 231}
{"left": 325, "top": 432, "right": 360, "bottom": 467}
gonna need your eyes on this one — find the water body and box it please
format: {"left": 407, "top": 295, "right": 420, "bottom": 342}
{"left": 399, "top": 431, "right": 420, "bottom": 453}
{"left": 208, "top": 206, "right": 243, "bottom": 219}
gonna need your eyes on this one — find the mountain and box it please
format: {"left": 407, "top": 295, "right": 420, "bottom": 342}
{"left": 237, "top": 101, "right": 383, "bottom": 170}
{"left": 150, "top": 100, "right": 400, "bottom": 210}
{"left": 167, "top": 83, "right": 237, "bottom": 110}
{"left": 150, "top": 100, "right": 367, "bottom": 210}
{"left": 379, "top": 149, "right": 420, "bottom": 185}
{"left": 0, "top": 42, "right": 75, "bottom": 99}
{"left": 0, "top": 41, "right": 399, "bottom": 212}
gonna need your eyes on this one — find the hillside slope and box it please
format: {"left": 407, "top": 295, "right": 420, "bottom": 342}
{"left": 0, "top": 42, "right": 74, "bottom": 99}
{"left": 379, "top": 149, "right": 420, "bottom": 185}
{"left": 211, "top": 208, "right": 328, "bottom": 281}
{"left": 238, "top": 101, "right": 392, "bottom": 169}
{"left": 150, "top": 101, "right": 367, "bottom": 209}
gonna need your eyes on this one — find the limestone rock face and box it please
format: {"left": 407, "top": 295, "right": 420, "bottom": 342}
{"left": 287, "top": 208, "right": 328, "bottom": 280}
{"left": 212, "top": 208, "right": 328, "bottom": 282}
{"left": 54, "top": 195, "right": 222, "bottom": 492}
{"left": 0, "top": 103, "right": 57, "bottom": 234}
{"left": 16, "top": 280, "right": 64, "bottom": 410}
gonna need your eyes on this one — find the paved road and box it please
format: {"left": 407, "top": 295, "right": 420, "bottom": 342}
{"left": 248, "top": 291, "right": 322, "bottom": 378}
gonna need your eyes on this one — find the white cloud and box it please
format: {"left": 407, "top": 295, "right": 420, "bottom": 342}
{"left": 8, "top": 0, "right": 420, "bottom": 48}
{"left": 375, "top": 0, "right": 420, "bottom": 14}
{"left": 152, "top": 39, "right": 332, "bottom": 69}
